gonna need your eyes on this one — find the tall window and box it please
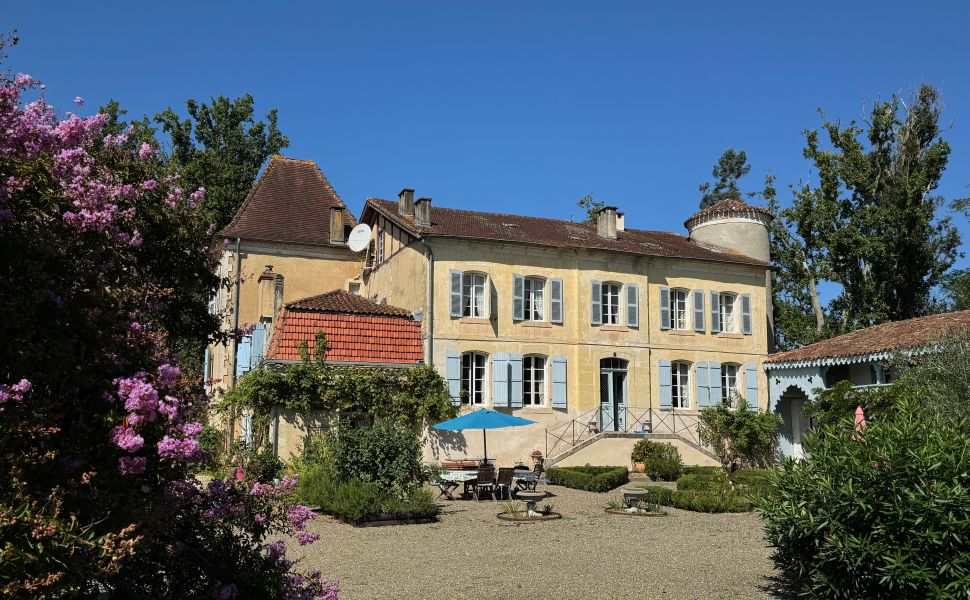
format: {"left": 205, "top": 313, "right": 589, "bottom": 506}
{"left": 462, "top": 273, "right": 487, "bottom": 317}
{"left": 601, "top": 283, "right": 620, "bottom": 325}
{"left": 671, "top": 289, "right": 689, "bottom": 330}
{"left": 523, "top": 355, "right": 546, "bottom": 406}
{"left": 376, "top": 227, "right": 385, "bottom": 263}
{"left": 460, "top": 352, "right": 486, "bottom": 405}
{"left": 523, "top": 278, "right": 545, "bottom": 321}
{"left": 719, "top": 293, "right": 738, "bottom": 333}
{"left": 671, "top": 361, "right": 691, "bottom": 409}
{"left": 721, "top": 363, "right": 739, "bottom": 403}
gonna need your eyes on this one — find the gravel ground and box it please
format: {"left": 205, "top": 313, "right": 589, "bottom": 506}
{"left": 287, "top": 483, "right": 779, "bottom": 600}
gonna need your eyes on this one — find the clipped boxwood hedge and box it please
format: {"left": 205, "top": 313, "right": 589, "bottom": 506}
{"left": 676, "top": 471, "right": 731, "bottom": 494}
{"left": 546, "top": 466, "right": 629, "bottom": 492}
{"left": 641, "top": 484, "right": 752, "bottom": 513}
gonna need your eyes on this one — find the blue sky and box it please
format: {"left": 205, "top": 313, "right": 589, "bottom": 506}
{"left": 7, "top": 1, "right": 970, "bottom": 267}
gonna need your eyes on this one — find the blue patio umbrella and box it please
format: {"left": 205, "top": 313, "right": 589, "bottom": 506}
{"left": 433, "top": 409, "right": 536, "bottom": 463}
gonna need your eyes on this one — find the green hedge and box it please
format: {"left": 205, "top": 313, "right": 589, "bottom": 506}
{"left": 641, "top": 484, "right": 752, "bottom": 513}
{"left": 676, "top": 471, "right": 731, "bottom": 494}
{"left": 294, "top": 464, "right": 438, "bottom": 524}
{"left": 631, "top": 439, "right": 683, "bottom": 481}
{"left": 682, "top": 465, "right": 725, "bottom": 477}
{"left": 546, "top": 466, "right": 629, "bottom": 492}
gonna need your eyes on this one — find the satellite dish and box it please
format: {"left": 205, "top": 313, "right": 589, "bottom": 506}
{"left": 346, "top": 224, "right": 372, "bottom": 252}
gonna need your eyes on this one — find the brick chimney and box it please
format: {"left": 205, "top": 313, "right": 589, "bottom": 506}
{"left": 330, "top": 206, "right": 346, "bottom": 244}
{"left": 398, "top": 188, "right": 415, "bottom": 216}
{"left": 414, "top": 197, "right": 432, "bottom": 227}
{"left": 596, "top": 206, "right": 618, "bottom": 239}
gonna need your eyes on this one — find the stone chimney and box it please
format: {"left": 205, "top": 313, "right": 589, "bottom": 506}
{"left": 414, "top": 197, "right": 432, "bottom": 227}
{"left": 258, "top": 266, "right": 276, "bottom": 319}
{"left": 616, "top": 211, "right": 625, "bottom": 232}
{"left": 596, "top": 206, "right": 618, "bottom": 239}
{"left": 398, "top": 188, "right": 415, "bottom": 216}
{"left": 330, "top": 206, "right": 346, "bottom": 244}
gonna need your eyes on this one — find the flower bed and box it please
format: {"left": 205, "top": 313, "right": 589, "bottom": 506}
{"left": 546, "top": 466, "right": 629, "bottom": 492}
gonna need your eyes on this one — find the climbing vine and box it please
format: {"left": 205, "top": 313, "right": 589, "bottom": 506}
{"left": 218, "top": 333, "right": 456, "bottom": 446}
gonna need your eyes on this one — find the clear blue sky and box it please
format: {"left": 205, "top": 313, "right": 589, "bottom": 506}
{"left": 7, "top": 1, "right": 970, "bottom": 267}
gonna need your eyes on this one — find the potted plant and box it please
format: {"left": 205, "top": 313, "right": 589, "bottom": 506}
{"left": 530, "top": 448, "right": 543, "bottom": 467}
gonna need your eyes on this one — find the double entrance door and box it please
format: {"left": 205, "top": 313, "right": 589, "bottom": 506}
{"left": 599, "top": 358, "right": 628, "bottom": 432}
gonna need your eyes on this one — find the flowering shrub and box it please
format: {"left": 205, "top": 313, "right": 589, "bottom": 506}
{"left": 0, "top": 58, "right": 336, "bottom": 598}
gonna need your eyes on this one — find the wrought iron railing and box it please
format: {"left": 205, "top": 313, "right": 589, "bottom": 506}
{"left": 544, "top": 407, "right": 704, "bottom": 460}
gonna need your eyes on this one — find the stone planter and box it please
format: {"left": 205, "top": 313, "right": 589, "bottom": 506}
{"left": 605, "top": 508, "right": 665, "bottom": 517}
{"left": 496, "top": 512, "right": 562, "bottom": 523}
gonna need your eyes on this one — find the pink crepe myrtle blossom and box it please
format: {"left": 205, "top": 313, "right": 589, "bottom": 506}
{"left": 118, "top": 456, "right": 147, "bottom": 475}
{"left": 157, "top": 363, "right": 180, "bottom": 388}
{"left": 157, "top": 435, "right": 201, "bottom": 462}
{"left": 0, "top": 378, "right": 32, "bottom": 404}
{"left": 110, "top": 425, "right": 144, "bottom": 453}
{"left": 138, "top": 142, "right": 155, "bottom": 159}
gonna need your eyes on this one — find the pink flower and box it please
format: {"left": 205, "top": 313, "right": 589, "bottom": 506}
{"left": 157, "top": 435, "right": 201, "bottom": 462}
{"left": 140, "top": 179, "right": 157, "bottom": 191}
{"left": 138, "top": 142, "right": 155, "bottom": 160}
{"left": 0, "top": 378, "right": 31, "bottom": 404}
{"left": 118, "top": 456, "right": 147, "bottom": 475}
{"left": 110, "top": 426, "right": 144, "bottom": 453}
{"left": 297, "top": 531, "right": 320, "bottom": 545}
{"left": 285, "top": 504, "right": 315, "bottom": 531}
{"left": 157, "top": 363, "right": 180, "bottom": 387}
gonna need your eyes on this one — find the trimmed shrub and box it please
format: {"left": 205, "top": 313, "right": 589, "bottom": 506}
{"left": 295, "top": 464, "right": 438, "bottom": 524}
{"left": 731, "top": 468, "right": 773, "bottom": 502}
{"left": 682, "top": 465, "right": 725, "bottom": 477}
{"left": 641, "top": 484, "right": 751, "bottom": 513}
{"left": 676, "top": 471, "right": 731, "bottom": 494}
{"left": 640, "top": 485, "right": 674, "bottom": 506}
{"left": 631, "top": 440, "right": 683, "bottom": 481}
{"left": 758, "top": 398, "right": 970, "bottom": 598}
{"left": 546, "top": 466, "right": 629, "bottom": 492}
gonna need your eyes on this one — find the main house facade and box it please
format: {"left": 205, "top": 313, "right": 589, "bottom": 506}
{"left": 212, "top": 157, "right": 776, "bottom": 466}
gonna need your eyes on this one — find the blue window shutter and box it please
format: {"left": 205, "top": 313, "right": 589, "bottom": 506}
{"left": 251, "top": 322, "right": 266, "bottom": 368}
{"left": 550, "top": 277, "right": 563, "bottom": 324}
{"left": 658, "top": 360, "right": 672, "bottom": 409}
{"left": 508, "top": 354, "right": 523, "bottom": 408}
{"left": 696, "top": 362, "right": 710, "bottom": 408}
{"left": 203, "top": 346, "right": 211, "bottom": 385}
{"left": 693, "top": 289, "right": 705, "bottom": 333}
{"left": 659, "top": 286, "right": 671, "bottom": 330}
{"left": 449, "top": 270, "right": 463, "bottom": 318}
{"left": 551, "top": 355, "right": 567, "bottom": 408}
{"left": 741, "top": 293, "right": 752, "bottom": 335}
{"left": 710, "top": 363, "right": 723, "bottom": 405}
{"left": 744, "top": 363, "right": 759, "bottom": 410}
{"left": 710, "top": 290, "right": 721, "bottom": 333}
{"left": 626, "top": 283, "right": 639, "bottom": 328}
{"left": 445, "top": 350, "right": 461, "bottom": 406}
{"left": 491, "top": 352, "right": 509, "bottom": 407}
{"left": 512, "top": 274, "right": 524, "bottom": 321}
{"left": 590, "top": 280, "right": 602, "bottom": 325}
{"left": 235, "top": 336, "right": 252, "bottom": 377}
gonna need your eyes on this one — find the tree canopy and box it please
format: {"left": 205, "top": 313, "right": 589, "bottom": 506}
{"left": 698, "top": 148, "right": 752, "bottom": 208}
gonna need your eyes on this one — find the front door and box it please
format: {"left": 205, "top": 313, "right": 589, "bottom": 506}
{"left": 599, "top": 358, "right": 628, "bottom": 432}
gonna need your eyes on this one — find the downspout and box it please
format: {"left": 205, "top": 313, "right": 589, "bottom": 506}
{"left": 230, "top": 237, "right": 242, "bottom": 387}
{"left": 418, "top": 238, "right": 434, "bottom": 364}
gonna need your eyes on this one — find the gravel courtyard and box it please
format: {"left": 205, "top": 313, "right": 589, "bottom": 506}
{"left": 289, "top": 484, "right": 779, "bottom": 600}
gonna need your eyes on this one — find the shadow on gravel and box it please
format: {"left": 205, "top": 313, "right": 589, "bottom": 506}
{"left": 758, "top": 572, "right": 799, "bottom": 599}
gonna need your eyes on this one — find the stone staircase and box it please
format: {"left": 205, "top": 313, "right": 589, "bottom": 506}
{"left": 545, "top": 431, "right": 720, "bottom": 468}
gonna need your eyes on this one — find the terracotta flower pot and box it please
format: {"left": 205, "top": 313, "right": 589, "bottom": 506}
{"left": 634, "top": 462, "right": 646, "bottom": 474}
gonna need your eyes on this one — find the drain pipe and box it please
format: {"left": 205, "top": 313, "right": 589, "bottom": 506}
{"left": 230, "top": 237, "right": 242, "bottom": 387}
{"left": 418, "top": 238, "right": 434, "bottom": 364}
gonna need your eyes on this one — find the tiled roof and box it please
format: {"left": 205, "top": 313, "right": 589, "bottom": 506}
{"left": 363, "top": 199, "right": 768, "bottom": 267}
{"left": 765, "top": 310, "right": 970, "bottom": 365}
{"left": 286, "top": 289, "right": 412, "bottom": 317}
{"left": 219, "top": 155, "right": 357, "bottom": 247}
{"left": 683, "top": 199, "right": 773, "bottom": 229}
{"left": 265, "top": 294, "right": 422, "bottom": 364}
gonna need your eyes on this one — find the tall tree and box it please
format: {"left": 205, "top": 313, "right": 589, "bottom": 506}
{"left": 155, "top": 94, "right": 289, "bottom": 233}
{"left": 698, "top": 148, "right": 752, "bottom": 208}
{"left": 771, "top": 84, "right": 960, "bottom": 347}
{"left": 576, "top": 193, "right": 604, "bottom": 223}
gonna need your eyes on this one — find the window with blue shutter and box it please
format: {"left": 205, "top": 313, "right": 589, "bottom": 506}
{"left": 693, "top": 289, "right": 705, "bottom": 332}
{"left": 251, "top": 322, "right": 266, "bottom": 368}
{"left": 741, "top": 293, "right": 752, "bottom": 335}
{"left": 658, "top": 360, "right": 672, "bottom": 409}
{"left": 551, "top": 355, "right": 567, "bottom": 408}
{"left": 512, "top": 274, "right": 524, "bottom": 321}
{"left": 744, "top": 363, "right": 758, "bottom": 410}
{"left": 508, "top": 354, "right": 523, "bottom": 408}
{"left": 710, "top": 290, "right": 721, "bottom": 333}
{"left": 696, "top": 362, "right": 711, "bottom": 408}
{"left": 491, "top": 353, "right": 510, "bottom": 407}
{"left": 550, "top": 278, "right": 563, "bottom": 324}
{"left": 710, "top": 362, "right": 723, "bottom": 405}
{"left": 449, "top": 270, "right": 463, "bottom": 318}
{"left": 203, "top": 347, "right": 211, "bottom": 386}
{"left": 590, "top": 280, "right": 602, "bottom": 325}
{"left": 626, "top": 283, "right": 639, "bottom": 328}
{"left": 235, "top": 335, "right": 252, "bottom": 377}
{"left": 659, "top": 286, "right": 671, "bottom": 330}
{"left": 445, "top": 350, "right": 461, "bottom": 406}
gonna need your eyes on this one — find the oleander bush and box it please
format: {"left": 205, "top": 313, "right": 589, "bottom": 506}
{"left": 758, "top": 397, "right": 970, "bottom": 598}
{"left": 546, "top": 466, "right": 630, "bottom": 492}
{"left": 294, "top": 464, "right": 438, "bottom": 524}
{"left": 631, "top": 440, "right": 684, "bottom": 481}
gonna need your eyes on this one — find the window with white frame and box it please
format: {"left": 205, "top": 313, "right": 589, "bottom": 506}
{"left": 671, "top": 361, "right": 691, "bottom": 409}
{"left": 523, "top": 277, "right": 545, "bottom": 321}
{"left": 462, "top": 273, "right": 487, "bottom": 317}
{"left": 376, "top": 227, "right": 385, "bottom": 264}
{"left": 721, "top": 363, "right": 739, "bottom": 403}
{"left": 523, "top": 355, "right": 546, "bottom": 406}
{"left": 601, "top": 283, "right": 621, "bottom": 325}
{"left": 719, "top": 292, "right": 739, "bottom": 333}
{"left": 671, "top": 288, "right": 689, "bottom": 330}
{"left": 460, "top": 352, "right": 487, "bottom": 405}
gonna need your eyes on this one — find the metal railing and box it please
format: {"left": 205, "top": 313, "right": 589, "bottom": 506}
{"left": 544, "top": 406, "right": 704, "bottom": 460}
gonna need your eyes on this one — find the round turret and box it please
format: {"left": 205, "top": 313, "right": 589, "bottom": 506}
{"left": 684, "top": 199, "right": 772, "bottom": 263}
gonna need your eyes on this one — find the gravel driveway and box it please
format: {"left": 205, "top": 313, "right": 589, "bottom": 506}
{"left": 289, "top": 484, "right": 778, "bottom": 599}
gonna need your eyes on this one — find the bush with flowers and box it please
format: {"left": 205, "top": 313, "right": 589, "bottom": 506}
{"left": 0, "top": 40, "right": 337, "bottom": 598}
